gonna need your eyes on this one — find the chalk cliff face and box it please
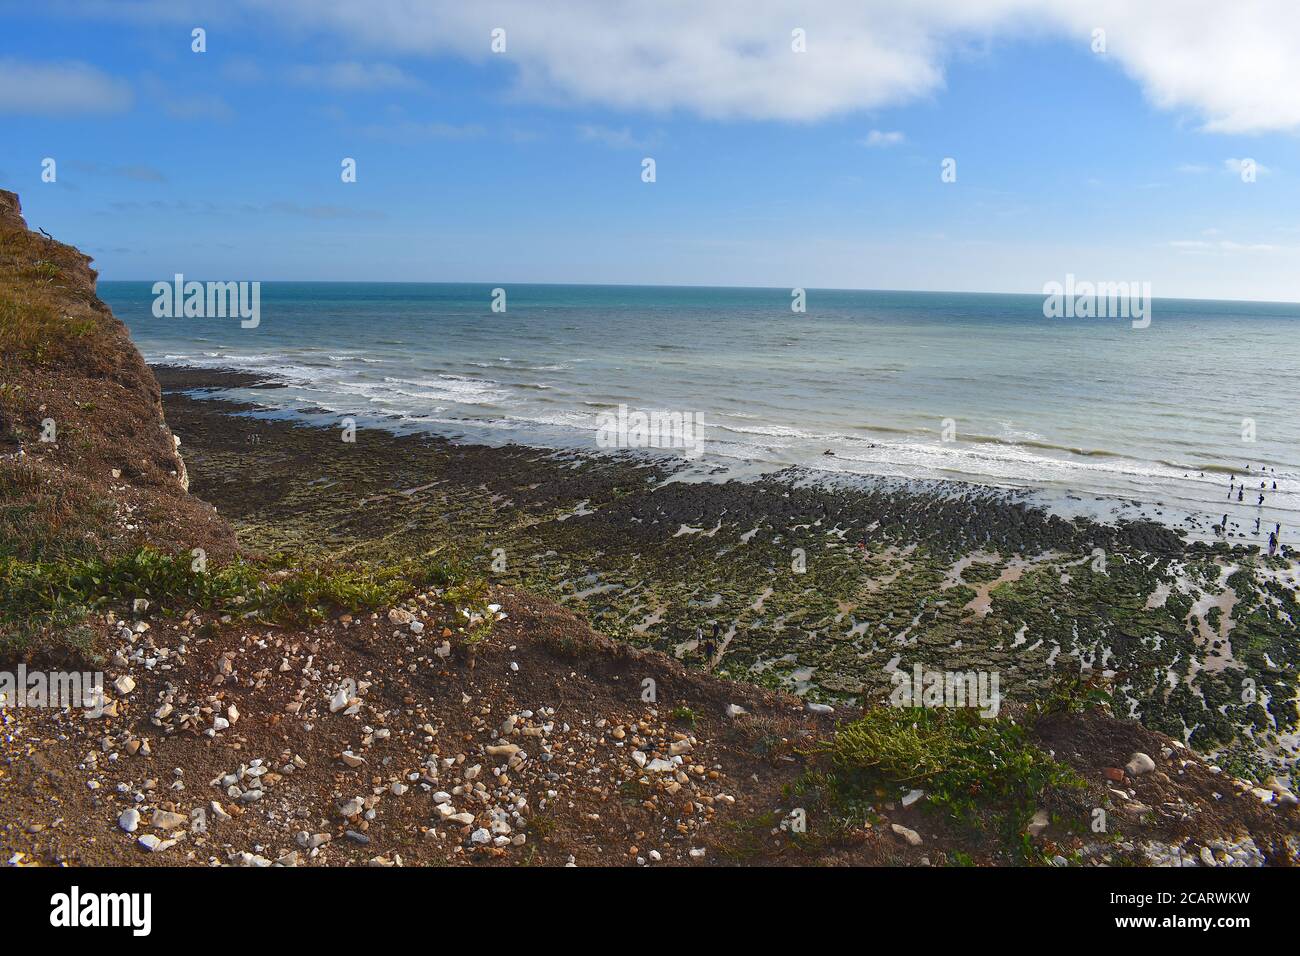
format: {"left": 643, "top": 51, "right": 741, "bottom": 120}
{"left": 0, "top": 189, "right": 237, "bottom": 563}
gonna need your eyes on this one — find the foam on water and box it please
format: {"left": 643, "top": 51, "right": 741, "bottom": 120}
{"left": 107, "top": 281, "right": 1300, "bottom": 543}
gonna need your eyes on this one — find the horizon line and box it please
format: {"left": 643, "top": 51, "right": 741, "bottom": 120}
{"left": 94, "top": 278, "right": 1300, "bottom": 308}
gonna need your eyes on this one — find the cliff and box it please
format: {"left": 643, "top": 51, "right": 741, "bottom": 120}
{"left": 0, "top": 192, "right": 1294, "bottom": 869}
{"left": 0, "top": 189, "right": 237, "bottom": 573}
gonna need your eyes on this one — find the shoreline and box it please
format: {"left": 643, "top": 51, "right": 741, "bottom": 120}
{"left": 155, "top": 365, "right": 1300, "bottom": 780}
{"left": 148, "top": 363, "right": 1291, "bottom": 549}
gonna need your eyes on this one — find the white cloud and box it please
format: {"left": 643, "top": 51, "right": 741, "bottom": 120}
{"left": 241, "top": 0, "right": 1300, "bottom": 132}
{"left": 359, "top": 120, "right": 485, "bottom": 140}
{"left": 1044, "top": 0, "right": 1300, "bottom": 134}
{"left": 1223, "top": 157, "right": 1271, "bottom": 177}
{"left": 1170, "top": 238, "right": 1280, "bottom": 254}
{"left": 161, "top": 93, "right": 234, "bottom": 122}
{"left": 0, "top": 58, "right": 131, "bottom": 114}
{"left": 577, "top": 124, "right": 654, "bottom": 149}
{"left": 288, "top": 61, "right": 420, "bottom": 91}
{"left": 861, "top": 129, "right": 905, "bottom": 147}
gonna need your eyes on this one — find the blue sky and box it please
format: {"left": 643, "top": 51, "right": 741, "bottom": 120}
{"left": 3, "top": 1, "right": 1299, "bottom": 300}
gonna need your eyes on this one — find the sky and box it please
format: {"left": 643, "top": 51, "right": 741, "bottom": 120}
{"left": 2, "top": 0, "right": 1299, "bottom": 301}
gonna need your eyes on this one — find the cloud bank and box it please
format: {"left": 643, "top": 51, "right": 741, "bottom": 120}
{"left": 245, "top": 0, "right": 1300, "bottom": 132}
{"left": 0, "top": 58, "right": 132, "bottom": 114}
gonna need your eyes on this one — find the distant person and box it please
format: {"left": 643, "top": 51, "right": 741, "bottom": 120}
{"left": 1258, "top": 493, "right": 1265, "bottom": 506}
{"left": 1238, "top": 488, "right": 1243, "bottom": 501}
{"left": 1255, "top": 517, "right": 1261, "bottom": 533}
{"left": 1269, "top": 532, "right": 1278, "bottom": 556}
{"left": 1221, "top": 514, "right": 1229, "bottom": 536}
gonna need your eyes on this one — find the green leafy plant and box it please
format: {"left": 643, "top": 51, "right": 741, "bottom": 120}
{"left": 807, "top": 705, "right": 1081, "bottom": 841}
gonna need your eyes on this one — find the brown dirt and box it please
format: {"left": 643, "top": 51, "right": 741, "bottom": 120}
{"left": 0, "top": 191, "right": 1294, "bottom": 868}
{"left": 0, "top": 189, "right": 238, "bottom": 576}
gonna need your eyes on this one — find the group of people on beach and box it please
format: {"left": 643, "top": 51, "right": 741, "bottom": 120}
{"left": 694, "top": 622, "right": 722, "bottom": 666}
{"left": 1222, "top": 464, "right": 1282, "bottom": 556}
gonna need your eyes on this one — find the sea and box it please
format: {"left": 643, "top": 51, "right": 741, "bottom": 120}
{"left": 100, "top": 282, "right": 1300, "bottom": 544}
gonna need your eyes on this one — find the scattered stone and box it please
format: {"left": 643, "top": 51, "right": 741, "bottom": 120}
{"left": 890, "top": 823, "right": 923, "bottom": 846}
{"left": 151, "top": 810, "right": 186, "bottom": 830}
{"left": 1125, "top": 752, "right": 1156, "bottom": 777}
{"left": 1026, "top": 809, "right": 1050, "bottom": 837}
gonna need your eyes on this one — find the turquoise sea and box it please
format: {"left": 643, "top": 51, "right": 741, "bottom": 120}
{"left": 101, "top": 282, "right": 1300, "bottom": 543}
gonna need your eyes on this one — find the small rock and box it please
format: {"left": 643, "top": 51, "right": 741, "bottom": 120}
{"left": 151, "top": 810, "right": 186, "bottom": 830}
{"left": 1125, "top": 752, "right": 1156, "bottom": 777}
{"left": 890, "top": 823, "right": 923, "bottom": 846}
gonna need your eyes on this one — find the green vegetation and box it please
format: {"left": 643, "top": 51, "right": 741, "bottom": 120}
{"left": 670, "top": 704, "right": 697, "bottom": 726}
{"left": 0, "top": 546, "right": 484, "bottom": 661}
{"left": 802, "top": 705, "right": 1081, "bottom": 841}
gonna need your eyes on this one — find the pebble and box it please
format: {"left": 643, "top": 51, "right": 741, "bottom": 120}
{"left": 151, "top": 810, "right": 186, "bottom": 830}
{"left": 890, "top": 823, "right": 923, "bottom": 846}
{"left": 1125, "top": 752, "right": 1156, "bottom": 777}
{"left": 1026, "top": 809, "right": 1049, "bottom": 837}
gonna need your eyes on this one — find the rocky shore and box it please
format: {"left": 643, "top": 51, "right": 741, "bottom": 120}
{"left": 1, "top": 189, "right": 1297, "bottom": 867}
{"left": 157, "top": 368, "right": 1299, "bottom": 784}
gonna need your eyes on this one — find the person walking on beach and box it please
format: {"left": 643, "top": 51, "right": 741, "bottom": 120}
{"left": 1221, "top": 514, "right": 1229, "bottom": 536}
{"left": 1269, "top": 531, "right": 1278, "bottom": 556}
{"left": 1258, "top": 492, "right": 1265, "bottom": 506}
{"left": 703, "top": 622, "right": 719, "bottom": 663}
{"left": 1238, "top": 487, "right": 1244, "bottom": 501}
{"left": 1255, "top": 516, "right": 1261, "bottom": 534}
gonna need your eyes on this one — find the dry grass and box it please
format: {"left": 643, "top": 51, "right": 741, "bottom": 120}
{"left": 0, "top": 229, "right": 110, "bottom": 367}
